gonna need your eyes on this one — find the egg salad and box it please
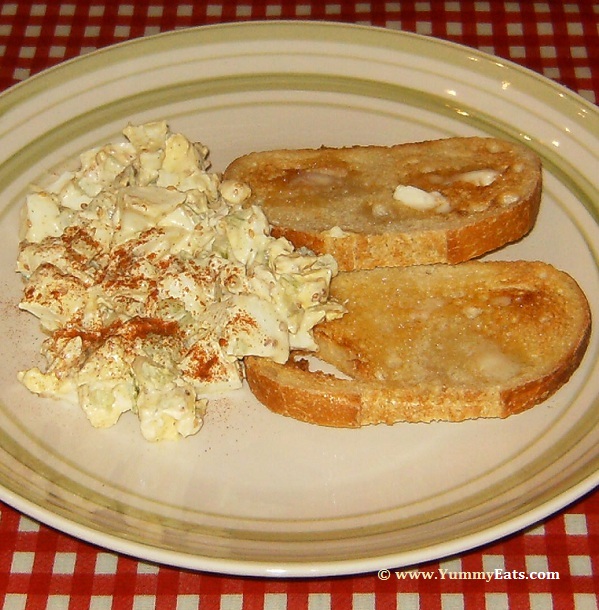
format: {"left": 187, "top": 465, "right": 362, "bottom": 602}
{"left": 16, "top": 122, "right": 345, "bottom": 441}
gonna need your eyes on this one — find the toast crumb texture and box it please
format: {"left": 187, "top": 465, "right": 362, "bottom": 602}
{"left": 244, "top": 261, "right": 591, "bottom": 426}
{"left": 224, "top": 137, "right": 542, "bottom": 271}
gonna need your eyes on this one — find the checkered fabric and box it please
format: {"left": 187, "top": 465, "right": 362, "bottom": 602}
{"left": 0, "top": 0, "right": 597, "bottom": 102}
{"left": 0, "top": 492, "right": 598, "bottom": 609}
{"left": 0, "top": 1, "right": 597, "bottom": 609}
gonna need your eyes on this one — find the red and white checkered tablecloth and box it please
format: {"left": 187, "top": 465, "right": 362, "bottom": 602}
{"left": 1, "top": 1, "right": 597, "bottom": 102}
{"left": 1, "top": 2, "right": 598, "bottom": 609}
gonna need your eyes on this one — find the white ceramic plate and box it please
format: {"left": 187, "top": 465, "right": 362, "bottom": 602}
{"left": 0, "top": 21, "right": 597, "bottom": 578}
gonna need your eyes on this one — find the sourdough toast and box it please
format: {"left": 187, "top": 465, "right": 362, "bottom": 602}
{"left": 244, "top": 261, "right": 591, "bottom": 426}
{"left": 224, "top": 137, "right": 542, "bottom": 271}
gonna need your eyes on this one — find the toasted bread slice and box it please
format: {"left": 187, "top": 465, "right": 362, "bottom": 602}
{"left": 244, "top": 261, "right": 591, "bottom": 426}
{"left": 224, "top": 137, "right": 542, "bottom": 271}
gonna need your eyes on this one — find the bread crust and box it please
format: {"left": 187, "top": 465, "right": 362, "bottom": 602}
{"left": 224, "top": 137, "right": 542, "bottom": 271}
{"left": 244, "top": 262, "right": 591, "bottom": 427}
